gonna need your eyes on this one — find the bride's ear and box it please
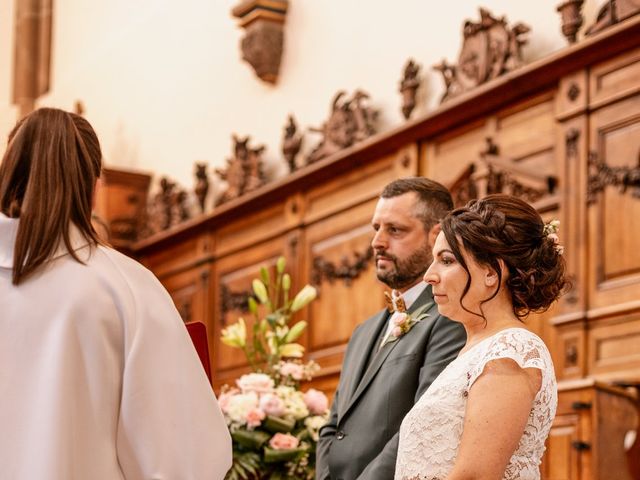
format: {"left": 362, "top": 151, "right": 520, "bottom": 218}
{"left": 484, "top": 260, "right": 506, "bottom": 288}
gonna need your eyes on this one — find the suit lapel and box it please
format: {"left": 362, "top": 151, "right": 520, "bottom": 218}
{"left": 339, "top": 309, "right": 388, "bottom": 414}
{"left": 339, "top": 285, "right": 435, "bottom": 422}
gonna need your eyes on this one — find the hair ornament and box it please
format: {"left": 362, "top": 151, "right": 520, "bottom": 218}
{"left": 543, "top": 219, "right": 564, "bottom": 255}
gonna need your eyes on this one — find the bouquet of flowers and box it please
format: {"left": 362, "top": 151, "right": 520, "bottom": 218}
{"left": 220, "top": 257, "right": 329, "bottom": 480}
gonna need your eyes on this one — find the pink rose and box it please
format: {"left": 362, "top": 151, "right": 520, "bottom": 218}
{"left": 304, "top": 388, "right": 329, "bottom": 415}
{"left": 259, "top": 393, "right": 286, "bottom": 417}
{"left": 269, "top": 432, "right": 300, "bottom": 450}
{"left": 245, "top": 407, "right": 266, "bottom": 428}
{"left": 392, "top": 326, "right": 403, "bottom": 338}
{"left": 237, "top": 373, "right": 274, "bottom": 394}
{"left": 218, "top": 388, "right": 239, "bottom": 413}
{"left": 547, "top": 233, "right": 559, "bottom": 244}
{"left": 279, "top": 362, "right": 305, "bottom": 380}
{"left": 393, "top": 313, "right": 408, "bottom": 326}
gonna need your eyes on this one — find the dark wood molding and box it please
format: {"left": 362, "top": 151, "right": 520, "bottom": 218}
{"left": 220, "top": 284, "right": 253, "bottom": 319}
{"left": 587, "top": 150, "right": 640, "bottom": 204}
{"left": 565, "top": 127, "right": 581, "bottom": 158}
{"left": 311, "top": 247, "right": 374, "bottom": 288}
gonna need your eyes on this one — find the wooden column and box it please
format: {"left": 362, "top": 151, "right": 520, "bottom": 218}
{"left": 12, "top": 0, "right": 53, "bottom": 117}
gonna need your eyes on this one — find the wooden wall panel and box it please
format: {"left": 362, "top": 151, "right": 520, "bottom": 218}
{"left": 212, "top": 232, "right": 299, "bottom": 389}
{"left": 587, "top": 94, "right": 640, "bottom": 311}
{"left": 589, "top": 48, "right": 640, "bottom": 110}
{"left": 303, "top": 146, "right": 416, "bottom": 225}
{"left": 303, "top": 198, "right": 384, "bottom": 379}
{"left": 588, "top": 314, "right": 640, "bottom": 381}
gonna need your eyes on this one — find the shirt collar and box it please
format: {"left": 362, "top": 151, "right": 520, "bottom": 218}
{"left": 0, "top": 212, "right": 91, "bottom": 269}
{"left": 392, "top": 281, "right": 428, "bottom": 310}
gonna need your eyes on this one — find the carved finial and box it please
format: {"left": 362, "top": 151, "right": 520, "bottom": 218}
{"left": 282, "top": 114, "right": 303, "bottom": 173}
{"left": 399, "top": 59, "right": 421, "bottom": 120}
{"left": 194, "top": 162, "right": 209, "bottom": 213}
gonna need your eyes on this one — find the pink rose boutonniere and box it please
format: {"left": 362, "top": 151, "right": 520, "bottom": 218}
{"left": 383, "top": 302, "right": 432, "bottom": 347}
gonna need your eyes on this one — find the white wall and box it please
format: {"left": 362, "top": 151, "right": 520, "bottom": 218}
{"left": 1, "top": 0, "right": 605, "bottom": 194}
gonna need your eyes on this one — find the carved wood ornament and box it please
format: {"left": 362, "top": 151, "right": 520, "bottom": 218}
{"left": 586, "top": 0, "right": 640, "bottom": 36}
{"left": 220, "top": 284, "right": 253, "bottom": 319}
{"left": 311, "top": 247, "right": 374, "bottom": 288}
{"left": 587, "top": 150, "right": 640, "bottom": 204}
{"left": 194, "top": 163, "right": 210, "bottom": 213}
{"left": 231, "top": 0, "right": 288, "bottom": 84}
{"left": 433, "top": 8, "right": 530, "bottom": 103}
{"left": 282, "top": 114, "right": 303, "bottom": 172}
{"left": 307, "top": 90, "right": 378, "bottom": 164}
{"left": 557, "top": 0, "right": 584, "bottom": 44}
{"left": 449, "top": 137, "right": 558, "bottom": 207}
{"left": 215, "top": 135, "right": 268, "bottom": 206}
{"left": 399, "top": 59, "right": 421, "bottom": 120}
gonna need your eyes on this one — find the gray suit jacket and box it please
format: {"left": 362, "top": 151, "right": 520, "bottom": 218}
{"left": 316, "top": 285, "right": 466, "bottom": 480}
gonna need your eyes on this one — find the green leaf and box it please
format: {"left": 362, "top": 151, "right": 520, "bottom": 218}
{"left": 263, "top": 415, "right": 296, "bottom": 433}
{"left": 260, "top": 266, "right": 271, "bottom": 286}
{"left": 248, "top": 296, "right": 258, "bottom": 315}
{"left": 264, "top": 446, "right": 306, "bottom": 463}
{"left": 232, "top": 429, "right": 271, "bottom": 450}
{"left": 284, "top": 321, "right": 307, "bottom": 343}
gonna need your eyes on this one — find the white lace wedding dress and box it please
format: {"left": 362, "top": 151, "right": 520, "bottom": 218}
{"left": 395, "top": 328, "right": 557, "bottom": 480}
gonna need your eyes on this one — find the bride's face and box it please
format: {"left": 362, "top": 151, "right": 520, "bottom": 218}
{"left": 423, "top": 232, "right": 495, "bottom": 323}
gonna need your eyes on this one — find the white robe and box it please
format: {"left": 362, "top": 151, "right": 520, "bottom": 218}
{"left": 0, "top": 213, "right": 232, "bottom": 479}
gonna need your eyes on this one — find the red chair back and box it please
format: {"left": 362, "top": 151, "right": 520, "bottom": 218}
{"left": 185, "top": 321, "right": 212, "bottom": 383}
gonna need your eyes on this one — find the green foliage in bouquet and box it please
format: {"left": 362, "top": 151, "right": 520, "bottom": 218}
{"left": 220, "top": 257, "right": 329, "bottom": 480}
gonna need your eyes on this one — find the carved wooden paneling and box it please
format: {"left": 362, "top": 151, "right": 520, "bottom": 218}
{"left": 162, "top": 264, "right": 212, "bottom": 327}
{"left": 542, "top": 413, "right": 582, "bottom": 480}
{"left": 303, "top": 198, "right": 385, "bottom": 382}
{"left": 303, "top": 147, "right": 415, "bottom": 225}
{"left": 422, "top": 119, "right": 488, "bottom": 187}
{"left": 554, "top": 322, "right": 588, "bottom": 380}
{"left": 139, "top": 232, "right": 213, "bottom": 279}
{"left": 212, "top": 232, "right": 298, "bottom": 389}
{"left": 589, "top": 48, "right": 640, "bottom": 110}
{"left": 215, "top": 201, "right": 293, "bottom": 258}
{"left": 587, "top": 94, "right": 640, "bottom": 311}
{"left": 588, "top": 314, "right": 640, "bottom": 381}
{"left": 556, "top": 70, "right": 588, "bottom": 121}
{"left": 495, "top": 92, "right": 556, "bottom": 168}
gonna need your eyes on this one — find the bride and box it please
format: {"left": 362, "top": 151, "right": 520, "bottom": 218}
{"left": 395, "top": 194, "right": 567, "bottom": 480}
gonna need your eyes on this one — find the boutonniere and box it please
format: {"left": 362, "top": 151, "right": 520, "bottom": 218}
{"left": 382, "top": 302, "right": 432, "bottom": 347}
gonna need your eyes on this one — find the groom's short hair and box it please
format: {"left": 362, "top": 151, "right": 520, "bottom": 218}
{"left": 381, "top": 177, "right": 453, "bottom": 232}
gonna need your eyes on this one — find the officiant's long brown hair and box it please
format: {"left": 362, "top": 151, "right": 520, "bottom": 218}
{"left": 0, "top": 108, "right": 102, "bottom": 285}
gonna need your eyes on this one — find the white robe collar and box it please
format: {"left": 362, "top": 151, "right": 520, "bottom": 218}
{"left": 0, "top": 212, "right": 92, "bottom": 269}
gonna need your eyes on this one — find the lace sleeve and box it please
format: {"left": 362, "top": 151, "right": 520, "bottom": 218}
{"left": 468, "top": 329, "right": 548, "bottom": 388}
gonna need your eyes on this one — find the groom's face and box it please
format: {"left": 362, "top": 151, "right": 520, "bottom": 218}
{"left": 371, "top": 192, "right": 434, "bottom": 291}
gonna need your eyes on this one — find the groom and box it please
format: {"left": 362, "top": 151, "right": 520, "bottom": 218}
{"left": 316, "top": 177, "right": 466, "bottom": 479}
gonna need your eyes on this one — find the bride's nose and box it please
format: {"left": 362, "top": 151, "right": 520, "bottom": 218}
{"left": 423, "top": 262, "right": 438, "bottom": 285}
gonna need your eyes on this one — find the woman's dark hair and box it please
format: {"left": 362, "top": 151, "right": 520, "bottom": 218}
{"left": 441, "top": 194, "right": 568, "bottom": 320}
{"left": 0, "top": 108, "right": 102, "bottom": 285}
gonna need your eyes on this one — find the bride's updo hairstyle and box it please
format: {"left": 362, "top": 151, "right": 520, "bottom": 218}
{"left": 441, "top": 194, "right": 568, "bottom": 320}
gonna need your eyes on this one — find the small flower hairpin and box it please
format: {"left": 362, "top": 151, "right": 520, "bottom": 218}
{"left": 543, "top": 219, "right": 564, "bottom": 255}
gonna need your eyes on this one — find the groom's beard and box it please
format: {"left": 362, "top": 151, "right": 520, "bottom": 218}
{"left": 375, "top": 246, "right": 432, "bottom": 290}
